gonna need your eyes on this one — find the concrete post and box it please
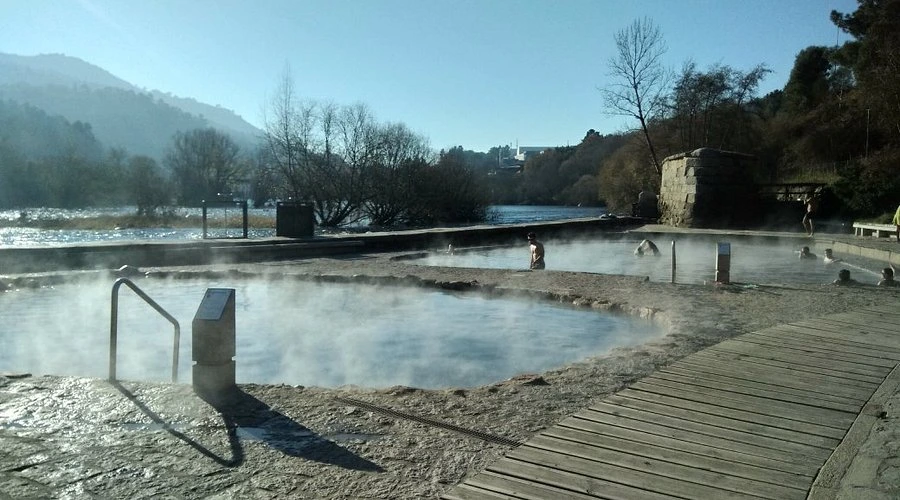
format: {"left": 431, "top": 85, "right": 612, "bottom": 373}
{"left": 192, "top": 288, "right": 236, "bottom": 401}
{"left": 716, "top": 242, "right": 731, "bottom": 284}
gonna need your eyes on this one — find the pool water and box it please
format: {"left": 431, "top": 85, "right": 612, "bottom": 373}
{"left": 0, "top": 279, "right": 662, "bottom": 389}
{"left": 416, "top": 238, "right": 887, "bottom": 285}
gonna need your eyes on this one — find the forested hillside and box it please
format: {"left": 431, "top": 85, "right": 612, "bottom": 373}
{"left": 0, "top": 53, "right": 261, "bottom": 160}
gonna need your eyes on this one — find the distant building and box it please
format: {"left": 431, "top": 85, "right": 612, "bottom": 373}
{"left": 514, "top": 146, "right": 550, "bottom": 163}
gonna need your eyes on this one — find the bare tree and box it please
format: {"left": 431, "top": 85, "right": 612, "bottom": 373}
{"left": 601, "top": 17, "right": 669, "bottom": 174}
{"left": 262, "top": 66, "right": 317, "bottom": 201}
{"left": 164, "top": 128, "right": 244, "bottom": 205}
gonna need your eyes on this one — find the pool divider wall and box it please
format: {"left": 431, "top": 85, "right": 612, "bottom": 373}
{"left": 192, "top": 288, "right": 236, "bottom": 403}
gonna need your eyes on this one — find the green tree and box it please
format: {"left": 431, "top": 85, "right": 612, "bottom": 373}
{"left": 832, "top": 0, "right": 900, "bottom": 142}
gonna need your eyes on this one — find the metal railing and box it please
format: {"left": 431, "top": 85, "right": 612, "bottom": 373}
{"left": 109, "top": 278, "right": 181, "bottom": 383}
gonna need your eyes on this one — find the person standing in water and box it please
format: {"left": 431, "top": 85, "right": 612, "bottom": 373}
{"left": 893, "top": 204, "right": 900, "bottom": 242}
{"left": 802, "top": 194, "right": 819, "bottom": 236}
{"left": 527, "top": 232, "right": 545, "bottom": 270}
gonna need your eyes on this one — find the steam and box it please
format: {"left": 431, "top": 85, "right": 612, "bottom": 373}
{"left": 0, "top": 277, "right": 662, "bottom": 389}
{"left": 420, "top": 237, "right": 886, "bottom": 285}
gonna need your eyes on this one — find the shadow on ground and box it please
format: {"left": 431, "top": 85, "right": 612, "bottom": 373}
{"left": 111, "top": 381, "right": 383, "bottom": 472}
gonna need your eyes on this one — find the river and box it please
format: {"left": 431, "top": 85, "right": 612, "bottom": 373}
{"left": 0, "top": 205, "right": 608, "bottom": 247}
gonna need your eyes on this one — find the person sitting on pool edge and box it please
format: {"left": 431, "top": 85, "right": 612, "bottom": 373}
{"left": 878, "top": 265, "right": 900, "bottom": 287}
{"left": 797, "top": 246, "right": 816, "bottom": 259}
{"left": 634, "top": 239, "right": 660, "bottom": 257}
{"left": 823, "top": 248, "right": 841, "bottom": 264}
{"left": 527, "top": 232, "right": 545, "bottom": 270}
{"left": 832, "top": 268, "right": 860, "bottom": 286}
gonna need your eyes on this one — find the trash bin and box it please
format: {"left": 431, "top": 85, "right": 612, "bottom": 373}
{"left": 276, "top": 201, "right": 315, "bottom": 238}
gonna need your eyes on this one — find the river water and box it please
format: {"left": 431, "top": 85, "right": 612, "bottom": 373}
{"left": 0, "top": 205, "right": 608, "bottom": 247}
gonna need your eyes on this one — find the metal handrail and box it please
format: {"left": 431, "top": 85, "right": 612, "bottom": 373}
{"left": 109, "top": 277, "right": 181, "bottom": 383}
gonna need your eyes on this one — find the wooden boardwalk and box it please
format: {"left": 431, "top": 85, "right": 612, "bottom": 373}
{"left": 443, "top": 306, "right": 900, "bottom": 500}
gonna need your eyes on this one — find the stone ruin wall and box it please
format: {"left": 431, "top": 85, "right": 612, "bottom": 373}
{"left": 658, "top": 148, "right": 760, "bottom": 228}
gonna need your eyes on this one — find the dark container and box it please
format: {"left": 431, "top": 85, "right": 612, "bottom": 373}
{"left": 276, "top": 201, "right": 315, "bottom": 238}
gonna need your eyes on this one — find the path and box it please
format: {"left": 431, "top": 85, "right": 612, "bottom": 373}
{"left": 443, "top": 306, "right": 900, "bottom": 499}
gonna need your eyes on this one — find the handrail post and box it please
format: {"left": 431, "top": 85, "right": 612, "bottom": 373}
{"left": 202, "top": 201, "right": 208, "bottom": 239}
{"left": 241, "top": 200, "right": 248, "bottom": 238}
{"left": 109, "top": 280, "right": 121, "bottom": 381}
{"left": 109, "top": 277, "right": 181, "bottom": 384}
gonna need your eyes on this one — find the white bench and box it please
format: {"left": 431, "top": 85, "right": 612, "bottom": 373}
{"left": 852, "top": 222, "right": 897, "bottom": 237}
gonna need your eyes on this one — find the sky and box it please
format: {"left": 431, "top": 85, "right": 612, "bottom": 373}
{"left": 1, "top": 0, "right": 859, "bottom": 153}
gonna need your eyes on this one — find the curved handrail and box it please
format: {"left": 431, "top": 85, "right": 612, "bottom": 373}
{"left": 109, "top": 277, "right": 181, "bottom": 383}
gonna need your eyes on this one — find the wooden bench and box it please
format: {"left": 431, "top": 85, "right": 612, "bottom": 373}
{"left": 853, "top": 222, "right": 897, "bottom": 237}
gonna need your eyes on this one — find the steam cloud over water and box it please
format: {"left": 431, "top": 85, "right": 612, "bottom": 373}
{"left": 419, "top": 237, "right": 885, "bottom": 285}
{"left": 0, "top": 279, "right": 662, "bottom": 389}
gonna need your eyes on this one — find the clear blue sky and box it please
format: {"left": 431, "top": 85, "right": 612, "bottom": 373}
{"left": 2, "top": 0, "right": 858, "bottom": 153}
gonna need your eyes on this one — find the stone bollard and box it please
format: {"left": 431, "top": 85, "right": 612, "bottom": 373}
{"left": 715, "top": 242, "right": 731, "bottom": 284}
{"left": 192, "top": 288, "right": 236, "bottom": 403}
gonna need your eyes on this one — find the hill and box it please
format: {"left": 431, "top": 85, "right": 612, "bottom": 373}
{"left": 0, "top": 53, "right": 261, "bottom": 159}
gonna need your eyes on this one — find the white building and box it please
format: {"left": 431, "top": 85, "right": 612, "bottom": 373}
{"left": 514, "top": 146, "right": 550, "bottom": 163}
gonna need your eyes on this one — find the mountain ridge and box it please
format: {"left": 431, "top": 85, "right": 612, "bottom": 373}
{"left": 0, "top": 52, "right": 261, "bottom": 159}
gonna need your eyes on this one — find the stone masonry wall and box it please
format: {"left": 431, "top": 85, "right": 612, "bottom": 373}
{"left": 659, "top": 148, "right": 760, "bottom": 228}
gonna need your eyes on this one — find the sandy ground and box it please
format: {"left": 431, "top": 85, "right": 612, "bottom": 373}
{"left": 1, "top": 249, "right": 899, "bottom": 499}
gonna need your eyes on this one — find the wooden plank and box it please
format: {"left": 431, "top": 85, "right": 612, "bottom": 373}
{"left": 813, "top": 318, "right": 900, "bottom": 339}
{"left": 662, "top": 364, "right": 868, "bottom": 405}
{"left": 631, "top": 379, "right": 856, "bottom": 429}
{"left": 676, "top": 355, "right": 878, "bottom": 394}
{"left": 764, "top": 324, "right": 900, "bottom": 355}
{"left": 794, "top": 318, "right": 900, "bottom": 344}
{"left": 752, "top": 327, "right": 900, "bottom": 361}
{"left": 810, "top": 317, "right": 897, "bottom": 345}
{"left": 815, "top": 313, "right": 900, "bottom": 330}
{"left": 597, "top": 395, "right": 841, "bottom": 451}
{"left": 537, "top": 425, "right": 813, "bottom": 486}
{"left": 458, "top": 471, "right": 603, "bottom": 500}
{"left": 441, "top": 482, "right": 522, "bottom": 500}
{"left": 570, "top": 406, "right": 827, "bottom": 468}
{"left": 651, "top": 369, "right": 862, "bottom": 413}
{"left": 446, "top": 309, "right": 900, "bottom": 500}
{"left": 518, "top": 433, "right": 808, "bottom": 500}
{"left": 732, "top": 333, "right": 900, "bottom": 367}
{"left": 619, "top": 388, "right": 848, "bottom": 440}
{"left": 691, "top": 348, "right": 885, "bottom": 385}
{"left": 477, "top": 462, "right": 674, "bottom": 500}
{"left": 708, "top": 340, "right": 890, "bottom": 378}
{"left": 792, "top": 315, "right": 900, "bottom": 336}
{"left": 502, "top": 446, "right": 796, "bottom": 500}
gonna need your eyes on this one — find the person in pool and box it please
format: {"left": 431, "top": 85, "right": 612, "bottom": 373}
{"left": 798, "top": 246, "right": 816, "bottom": 259}
{"left": 878, "top": 265, "right": 900, "bottom": 287}
{"left": 527, "top": 232, "right": 545, "bottom": 270}
{"left": 832, "top": 268, "right": 860, "bottom": 286}
{"left": 634, "top": 239, "right": 660, "bottom": 256}
{"left": 823, "top": 248, "right": 841, "bottom": 264}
